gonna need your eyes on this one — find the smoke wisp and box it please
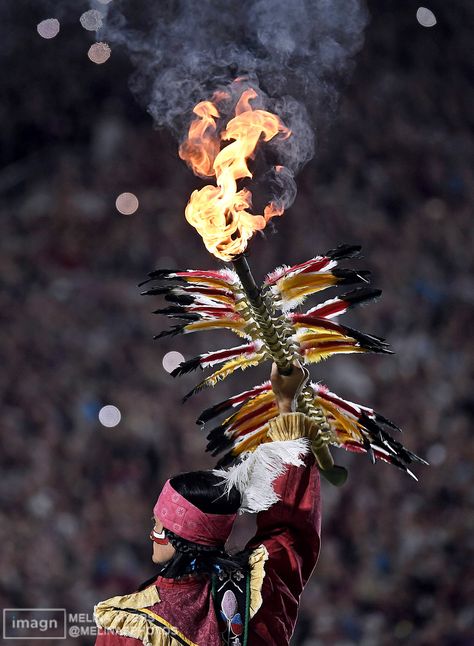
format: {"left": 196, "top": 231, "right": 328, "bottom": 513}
{"left": 101, "top": 0, "right": 368, "bottom": 215}
{"left": 104, "top": 1, "right": 367, "bottom": 142}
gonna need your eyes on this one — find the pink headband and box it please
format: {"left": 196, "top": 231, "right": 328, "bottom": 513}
{"left": 153, "top": 480, "right": 236, "bottom": 547}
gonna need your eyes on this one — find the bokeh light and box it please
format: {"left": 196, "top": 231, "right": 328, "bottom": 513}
{"left": 426, "top": 443, "right": 446, "bottom": 466}
{"left": 416, "top": 7, "right": 437, "bottom": 27}
{"left": 162, "top": 351, "right": 185, "bottom": 374}
{"left": 88, "top": 42, "right": 111, "bottom": 65}
{"left": 80, "top": 9, "right": 104, "bottom": 32}
{"left": 115, "top": 192, "right": 139, "bottom": 215}
{"left": 37, "top": 19, "right": 60, "bottom": 39}
{"left": 98, "top": 405, "right": 122, "bottom": 428}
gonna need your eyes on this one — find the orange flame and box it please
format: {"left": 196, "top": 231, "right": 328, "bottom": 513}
{"left": 179, "top": 87, "right": 291, "bottom": 261}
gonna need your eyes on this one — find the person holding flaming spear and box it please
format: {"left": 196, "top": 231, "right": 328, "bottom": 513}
{"left": 94, "top": 79, "right": 425, "bottom": 646}
{"left": 95, "top": 361, "right": 325, "bottom": 646}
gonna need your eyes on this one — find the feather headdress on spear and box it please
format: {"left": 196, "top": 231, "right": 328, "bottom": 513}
{"left": 141, "top": 79, "right": 426, "bottom": 502}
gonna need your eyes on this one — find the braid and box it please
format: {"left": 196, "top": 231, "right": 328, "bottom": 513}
{"left": 158, "top": 528, "right": 250, "bottom": 580}
{"left": 165, "top": 530, "right": 226, "bottom": 557}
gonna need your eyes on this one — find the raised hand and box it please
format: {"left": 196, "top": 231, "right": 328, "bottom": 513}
{"left": 270, "top": 362, "right": 309, "bottom": 413}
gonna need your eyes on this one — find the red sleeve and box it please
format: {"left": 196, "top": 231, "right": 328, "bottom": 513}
{"left": 246, "top": 452, "right": 321, "bottom": 645}
{"left": 95, "top": 631, "right": 142, "bottom": 646}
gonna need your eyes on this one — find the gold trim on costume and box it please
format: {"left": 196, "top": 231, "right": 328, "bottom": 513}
{"left": 94, "top": 584, "right": 198, "bottom": 646}
{"left": 96, "top": 584, "right": 161, "bottom": 610}
{"left": 248, "top": 544, "right": 269, "bottom": 618}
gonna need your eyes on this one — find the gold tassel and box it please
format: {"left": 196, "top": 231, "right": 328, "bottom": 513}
{"left": 248, "top": 545, "right": 269, "bottom": 619}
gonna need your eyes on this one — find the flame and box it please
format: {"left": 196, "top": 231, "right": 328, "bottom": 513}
{"left": 179, "top": 87, "right": 291, "bottom": 261}
{"left": 179, "top": 101, "right": 220, "bottom": 178}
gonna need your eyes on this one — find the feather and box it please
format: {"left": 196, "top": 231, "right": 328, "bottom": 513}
{"left": 270, "top": 269, "right": 371, "bottom": 312}
{"left": 165, "top": 293, "right": 196, "bottom": 306}
{"left": 302, "top": 340, "right": 378, "bottom": 364}
{"left": 223, "top": 397, "right": 276, "bottom": 435}
{"left": 153, "top": 306, "right": 197, "bottom": 317}
{"left": 207, "top": 403, "right": 277, "bottom": 456}
{"left": 264, "top": 244, "right": 362, "bottom": 286}
{"left": 153, "top": 312, "right": 201, "bottom": 325}
{"left": 162, "top": 286, "right": 236, "bottom": 306}
{"left": 150, "top": 282, "right": 252, "bottom": 340}
{"left": 326, "top": 244, "right": 362, "bottom": 261}
{"left": 205, "top": 397, "right": 273, "bottom": 448}
{"left": 332, "top": 268, "right": 371, "bottom": 284}
{"left": 293, "top": 318, "right": 391, "bottom": 354}
{"left": 171, "top": 342, "right": 261, "bottom": 377}
{"left": 140, "top": 286, "right": 174, "bottom": 296}
{"left": 138, "top": 271, "right": 187, "bottom": 288}
{"left": 213, "top": 439, "right": 310, "bottom": 513}
{"left": 300, "top": 287, "right": 382, "bottom": 320}
{"left": 313, "top": 383, "right": 373, "bottom": 418}
{"left": 152, "top": 268, "right": 236, "bottom": 283}
{"left": 153, "top": 306, "right": 245, "bottom": 322}
{"left": 155, "top": 318, "right": 250, "bottom": 340}
{"left": 220, "top": 426, "right": 271, "bottom": 463}
{"left": 141, "top": 285, "right": 185, "bottom": 296}
{"left": 140, "top": 268, "right": 239, "bottom": 293}
{"left": 360, "top": 414, "right": 428, "bottom": 465}
{"left": 166, "top": 284, "right": 236, "bottom": 298}
{"left": 205, "top": 399, "right": 275, "bottom": 455}
{"left": 183, "top": 352, "right": 267, "bottom": 401}
{"left": 214, "top": 395, "right": 275, "bottom": 435}
{"left": 154, "top": 324, "right": 190, "bottom": 339}
{"left": 316, "top": 395, "right": 426, "bottom": 469}
{"left": 374, "top": 413, "right": 402, "bottom": 433}
{"left": 343, "top": 441, "right": 418, "bottom": 478}
{"left": 153, "top": 305, "right": 238, "bottom": 320}
{"left": 205, "top": 426, "right": 235, "bottom": 455}
{"left": 196, "top": 382, "right": 272, "bottom": 425}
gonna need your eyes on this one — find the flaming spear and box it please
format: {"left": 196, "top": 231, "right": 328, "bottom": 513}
{"left": 141, "top": 81, "right": 426, "bottom": 485}
{"left": 179, "top": 85, "right": 341, "bottom": 482}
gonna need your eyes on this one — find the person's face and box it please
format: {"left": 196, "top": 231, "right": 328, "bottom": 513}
{"left": 150, "top": 517, "right": 176, "bottom": 564}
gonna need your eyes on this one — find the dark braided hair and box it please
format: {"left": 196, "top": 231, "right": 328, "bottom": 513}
{"left": 139, "top": 471, "right": 250, "bottom": 587}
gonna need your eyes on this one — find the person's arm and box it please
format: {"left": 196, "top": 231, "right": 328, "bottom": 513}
{"left": 246, "top": 364, "right": 322, "bottom": 644}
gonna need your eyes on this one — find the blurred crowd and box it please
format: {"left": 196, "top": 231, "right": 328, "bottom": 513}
{"left": 1, "top": 1, "right": 473, "bottom": 645}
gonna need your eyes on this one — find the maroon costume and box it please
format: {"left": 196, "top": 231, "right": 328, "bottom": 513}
{"left": 94, "top": 453, "right": 321, "bottom": 645}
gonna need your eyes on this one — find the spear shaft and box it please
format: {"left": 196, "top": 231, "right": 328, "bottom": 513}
{"left": 232, "top": 254, "right": 338, "bottom": 475}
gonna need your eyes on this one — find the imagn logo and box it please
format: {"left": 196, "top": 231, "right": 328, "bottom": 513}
{"left": 3, "top": 609, "right": 66, "bottom": 640}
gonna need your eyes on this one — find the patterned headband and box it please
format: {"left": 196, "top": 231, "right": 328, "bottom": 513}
{"left": 153, "top": 479, "right": 236, "bottom": 547}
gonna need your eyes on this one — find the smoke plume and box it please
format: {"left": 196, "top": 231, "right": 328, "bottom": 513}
{"left": 104, "top": 2, "right": 367, "bottom": 140}
{"left": 101, "top": 0, "right": 368, "bottom": 212}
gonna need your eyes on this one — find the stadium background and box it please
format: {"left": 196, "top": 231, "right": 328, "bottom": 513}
{"left": 1, "top": 1, "right": 473, "bottom": 644}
